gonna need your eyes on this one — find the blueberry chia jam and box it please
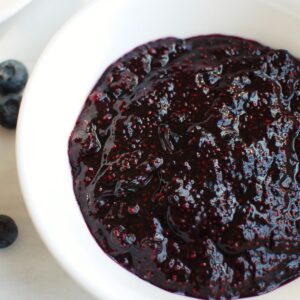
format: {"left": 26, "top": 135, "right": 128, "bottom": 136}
{"left": 68, "top": 35, "right": 300, "bottom": 299}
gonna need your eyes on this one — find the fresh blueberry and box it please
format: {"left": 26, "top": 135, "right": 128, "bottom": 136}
{"left": 0, "top": 60, "right": 28, "bottom": 93}
{"left": 0, "top": 215, "right": 18, "bottom": 248}
{"left": 0, "top": 94, "right": 21, "bottom": 129}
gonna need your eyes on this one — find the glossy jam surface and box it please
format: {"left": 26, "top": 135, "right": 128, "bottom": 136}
{"left": 69, "top": 35, "right": 300, "bottom": 299}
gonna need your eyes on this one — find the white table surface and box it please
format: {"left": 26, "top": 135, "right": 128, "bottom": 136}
{"left": 0, "top": 0, "right": 95, "bottom": 299}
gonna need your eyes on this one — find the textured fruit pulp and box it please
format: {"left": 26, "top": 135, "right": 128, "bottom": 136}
{"left": 68, "top": 35, "right": 300, "bottom": 299}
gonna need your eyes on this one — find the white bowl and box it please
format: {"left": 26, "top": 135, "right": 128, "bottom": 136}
{"left": 16, "top": 0, "right": 300, "bottom": 299}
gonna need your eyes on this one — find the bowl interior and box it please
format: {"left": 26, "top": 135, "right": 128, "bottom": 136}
{"left": 17, "top": 0, "right": 300, "bottom": 299}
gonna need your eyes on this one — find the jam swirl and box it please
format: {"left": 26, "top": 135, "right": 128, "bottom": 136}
{"left": 69, "top": 35, "right": 300, "bottom": 299}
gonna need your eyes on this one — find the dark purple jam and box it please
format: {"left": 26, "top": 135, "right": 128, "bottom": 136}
{"left": 68, "top": 35, "right": 300, "bottom": 299}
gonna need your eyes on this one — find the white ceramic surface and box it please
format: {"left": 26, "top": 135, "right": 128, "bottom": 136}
{"left": 16, "top": 0, "right": 300, "bottom": 300}
{"left": 0, "top": 0, "right": 31, "bottom": 24}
